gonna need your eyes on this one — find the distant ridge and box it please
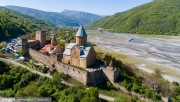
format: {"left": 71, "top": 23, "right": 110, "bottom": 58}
{"left": 5, "top": 6, "right": 103, "bottom": 27}
{"left": 90, "top": 0, "right": 180, "bottom": 35}
{"left": 61, "top": 10, "right": 103, "bottom": 26}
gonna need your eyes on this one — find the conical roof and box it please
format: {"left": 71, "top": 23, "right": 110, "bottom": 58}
{"left": 76, "top": 26, "right": 87, "bottom": 37}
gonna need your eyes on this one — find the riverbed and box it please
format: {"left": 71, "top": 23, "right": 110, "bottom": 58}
{"left": 88, "top": 30, "right": 180, "bottom": 83}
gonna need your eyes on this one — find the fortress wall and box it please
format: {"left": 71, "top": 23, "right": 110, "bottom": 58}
{"left": 87, "top": 69, "right": 106, "bottom": 86}
{"left": 29, "top": 48, "right": 56, "bottom": 67}
{"left": 29, "top": 48, "right": 119, "bottom": 85}
{"left": 29, "top": 48, "right": 87, "bottom": 84}
{"left": 55, "top": 63, "right": 87, "bottom": 84}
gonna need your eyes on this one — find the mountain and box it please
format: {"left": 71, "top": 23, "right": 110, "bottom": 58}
{"left": 90, "top": 0, "right": 180, "bottom": 35}
{"left": 5, "top": 6, "right": 103, "bottom": 27}
{"left": 4, "top": 6, "right": 79, "bottom": 27}
{"left": 61, "top": 10, "right": 102, "bottom": 25}
{"left": 0, "top": 7, "right": 53, "bottom": 41}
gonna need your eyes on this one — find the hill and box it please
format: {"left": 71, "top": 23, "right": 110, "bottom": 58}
{"left": 61, "top": 10, "right": 102, "bottom": 25}
{"left": 5, "top": 6, "right": 103, "bottom": 27}
{"left": 0, "top": 7, "right": 53, "bottom": 41}
{"left": 90, "top": 0, "right": 180, "bottom": 35}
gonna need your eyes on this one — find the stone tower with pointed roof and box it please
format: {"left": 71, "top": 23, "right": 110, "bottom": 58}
{"left": 76, "top": 26, "right": 87, "bottom": 46}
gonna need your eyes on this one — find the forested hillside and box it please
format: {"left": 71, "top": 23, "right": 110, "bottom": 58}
{"left": 0, "top": 7, "right": 53, "bottom": 41}
{"left": 5, "top": 6, "right": 103, "bottom": 27}
{"left": 90, "top": 0, "right": 180, "bottom": 35}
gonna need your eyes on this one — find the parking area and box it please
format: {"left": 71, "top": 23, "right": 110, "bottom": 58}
{"left": 1, "top": 38, "right": 25, "bottom": 61}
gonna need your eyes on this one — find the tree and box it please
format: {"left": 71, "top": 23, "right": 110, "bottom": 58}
{"left": 81, "top": 87, "right": 99, "bottom": 102}
{"left": 0, "top": 89, "right": 15, "bottom": 97}
{"left": 38, "top": 84, "right": 55, "bottom": 97}
{"left": 20, "top": 72, "right": 38, "bottom": 86}
{"left": 1, "top": 75, "right": 14, "bottom": 89}
{"left": 5, "top": 30, "right": 10, "bottom": 37}
{"left": 132, "top": 82, "right": 140, "bottom": 92}
{"left": 77, "top": 89, "right": 86, "bottom": 101}
{"left": 52, "top": 72, "right": 64, "bottom": 85}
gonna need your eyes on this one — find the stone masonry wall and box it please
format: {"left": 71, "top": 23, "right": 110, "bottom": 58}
{"left": 29, "top": 48, "right": 56, "bottom": 67}
{"left": 103, "top": 68, "right": 119, "bottom": 83}
{"left": 29, "top": 48, "right": 119, "bottom": 86}
{"left": 86, "top": 69, "right": 106, "bottom": 86}
{"left": 29, "top": 48, "right": 87, "bottom": 84}
{"left": 55, "top": 63, "right": 87, "bottom": 84}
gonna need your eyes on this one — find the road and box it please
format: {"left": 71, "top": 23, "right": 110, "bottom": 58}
{"left": 88, "top": 30, "right": 180, "bottom": 83}
{"left": 0, "top": 57, "right": 52, "bottom": 78}
{"left": 0, "top": 57, "right": 115, "bottom": 101}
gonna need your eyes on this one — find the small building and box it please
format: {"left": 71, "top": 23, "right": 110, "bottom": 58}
{"left": 40, "top": 33, "right": 64, "bottom": 55}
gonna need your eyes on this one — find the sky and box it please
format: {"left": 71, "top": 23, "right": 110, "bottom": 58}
{"left": 0, "top": 0, "right": 153, "bottom": 15}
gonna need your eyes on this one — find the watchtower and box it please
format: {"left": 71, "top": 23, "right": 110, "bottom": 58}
{"left": 36, "top": 30, "right": 47, "bottom": 48}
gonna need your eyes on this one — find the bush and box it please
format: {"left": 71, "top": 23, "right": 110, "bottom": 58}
{"left": 121, "top": 75, "right": 161, "bottom": 101}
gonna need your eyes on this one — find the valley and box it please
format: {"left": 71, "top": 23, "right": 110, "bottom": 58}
{"left": 88, "top": 30, "right": 180, "bottom": 83}
{"left": 0, "top": 0, "right": 180, "bottom": 101}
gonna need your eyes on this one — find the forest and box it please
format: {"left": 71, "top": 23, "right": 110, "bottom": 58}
{"left": 0, "top": 61, "right": 100, "bottom": 102}
{"left": 90, "top": 0, "right": 180, "bottom": 35}
{"left": 0, "top": 7, "right": 53, "bottom": 41}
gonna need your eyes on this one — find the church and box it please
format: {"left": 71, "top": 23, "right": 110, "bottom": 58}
{"left": 63, "top": 26, "right": 96, "bottom": 69}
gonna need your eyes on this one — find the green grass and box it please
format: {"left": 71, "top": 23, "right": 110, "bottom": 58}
{"left": 94, "top": 46, "right": 127, "bottom": 61}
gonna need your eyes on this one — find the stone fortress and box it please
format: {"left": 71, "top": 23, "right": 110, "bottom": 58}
{"left": 22, "top": 26, "right": 119, "bottom": 86}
